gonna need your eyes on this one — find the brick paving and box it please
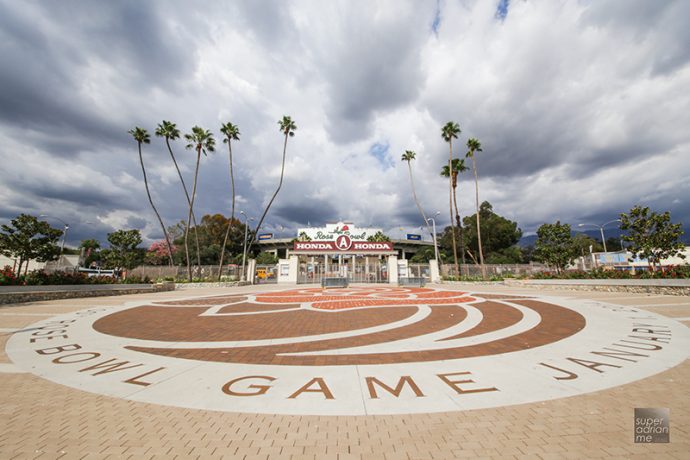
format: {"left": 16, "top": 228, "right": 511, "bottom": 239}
{"left": 1, "top": 283, "right": 688, "bottom": 458}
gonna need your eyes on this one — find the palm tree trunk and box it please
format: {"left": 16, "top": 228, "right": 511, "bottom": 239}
{"left": 448, "top": 142, "right": 459, "bottom": 277}
{"left": 472, "top": 156, "right": 486, "bottom": 278}
{"left": 165, "top": 139, "right": 201, "bottom": 269}
{"left": 185, "top": 149, "right": 202, "bottom": 282}
{"left": 453, "top": 173, "right": 469, "bottom": 275}
{"left": 218, "top": 140, "right": 236, "bottom": 280}
{"left": 249, "top": 133, "right": 289, "bottom": 250}
{"left": 138, "top": 142, "right": 174, "bottom": 266}
{"left": 451, "top": 177, "right": 467, "bottom": 272}
{"left": 407, "top": 162, "right": 433, "bottom": 239}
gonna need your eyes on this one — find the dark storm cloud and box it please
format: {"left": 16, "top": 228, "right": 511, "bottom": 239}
{"left": 126, "top": 216, "right": 148, "bottom": 230}
{"left": 273, "top": 200, "right": 337, "bottom": 226}
{"left": 23, "top": 183, "right": 130, "bottom": 209}
{"left": 321, "top": 6, "right": 431, "bottom": 144}
{"left": 0, "top": 0, "right": 195, "bottom": 156}
{"left": 581, "top": 0, "right": 690, "bottom": 76}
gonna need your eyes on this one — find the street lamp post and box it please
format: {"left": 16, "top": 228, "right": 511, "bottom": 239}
{"left": 40, "top": 214, "right": 69, "bottom": 269}
{"left": 578, "top": 219, "right": 622, "bottom": 254}
{"left": 425, "top": 211, "right": 441, "bottom": 263}
{"left": 240, "top": 211, "right": 254, "bottom": 282}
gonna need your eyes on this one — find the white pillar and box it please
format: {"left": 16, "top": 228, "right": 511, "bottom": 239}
{"left": 247, "top": 259, "right": 257, "bottom": 284}
{"left": 429, "top": 259, "right": 441, "bottom": 283}
{"left": 278, "top": 255, "right": 299, "bottom": 284}
{"left": 388, "top": 255, "right": 398, "bottom": 284}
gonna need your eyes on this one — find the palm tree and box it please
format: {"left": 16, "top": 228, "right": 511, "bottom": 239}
{"left": 217, "top": 121, "right": 241, "bottom": 280}
{"left": 128, "top": 127, "right": 174, "bottom": 266}
{"left": 250, "top": 116, "right": 296, "bottom": 249}
{"left": 441, "top": 121, "right": 461, "bottom": 277}
{"left": 155, "top": 120, "right": 201, "bottom": 268}
{"left": 440, "top": 157, "right": 469, "bottom": 267}
{"left": 183, "top": 126, "right": 215, "bottom": 281}
{"left": 466, "top": 137, "right": 486, "bottom": 278}
{"left": 401, "top": 150, "right": 433, "bottom": 240}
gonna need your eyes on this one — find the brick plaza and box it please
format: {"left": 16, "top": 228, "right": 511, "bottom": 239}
{"left": 1, "top": 283, "right": 688, "bottom": 459}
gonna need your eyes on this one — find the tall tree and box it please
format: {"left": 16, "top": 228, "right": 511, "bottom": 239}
{"left": 183, "top": 126, "right": 215, "bottom": 281}
{"left": 440, "top": 157, "right": 469, "bottom": 266}
{"left": 462, "top": 201, "right": 522, "bottom": 263}
{"left": 0, "top": 214, "right": 62, "bottom": 274}
{"left": 466, "top": 137, "right": 486, "bottom": 278}
{"left": 101, "top": 229, "right": 144, "bottom": 270}
{"left": 155, "top": 120, "right": 201, "bottom": 268}
{"left": 533, "top": 221, "right": 576, "bottom": 274}
{"left": 620, "top": 205, "right": 685, "bottom": 271}
{"left": 128, "top": 127, "right": 174, "bottom": 266}
{"left": 218, "top": 121, "right": 241, "bottom": 280}
{"left": 441, "top": 121, "right": 461, "bottom": 276}
{"left": 250, "top": 116, "right": 296, "bottom": 249}
{"left": 401, "top": 150, "right": 433, "bottom": 239}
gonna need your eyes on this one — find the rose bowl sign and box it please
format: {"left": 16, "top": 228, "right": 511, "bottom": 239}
{"left": 294, "top": 222, "right": 394, "bottom": 253}
{"left": 297, "top": 222, "right": 379, "bottom": 242}
{"left": 294, "top": 238, "right": 394, "bottom": 252}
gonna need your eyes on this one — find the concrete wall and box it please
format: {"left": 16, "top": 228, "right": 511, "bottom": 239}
{"left": 0, "top": 283, "right": 175, "bottom": 305}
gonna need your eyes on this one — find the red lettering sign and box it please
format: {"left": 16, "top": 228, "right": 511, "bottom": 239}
{"left": 293, "top": 241, "right": 394, "bottom": 252}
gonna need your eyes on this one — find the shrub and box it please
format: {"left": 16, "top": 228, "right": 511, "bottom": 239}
{"left": 530, "top": 265, "right": 689, "bottom": 280}
{"left": 121, "top": 275, "right": 152, "bottom": 284}
{"left": 0, "top": 265, "right": 23, "bottom": 286}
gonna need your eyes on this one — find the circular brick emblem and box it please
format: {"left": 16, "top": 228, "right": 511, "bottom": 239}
{"left": 6, "top": 287, "right": 690, "bottom": 415}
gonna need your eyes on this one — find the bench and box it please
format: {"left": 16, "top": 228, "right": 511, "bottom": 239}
{"left": 398, "top": 277, "right": 426, "bottom": 287}
{"left": 321, "top": 277, "right": 349, "bottom": 288}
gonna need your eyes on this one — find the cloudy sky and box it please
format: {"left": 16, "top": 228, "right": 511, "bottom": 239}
{"left": 1, "top": 0, "right": 689, "bottom": 247}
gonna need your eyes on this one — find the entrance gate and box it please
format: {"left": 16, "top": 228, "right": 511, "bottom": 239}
{"left": 255, "top": 264, "right": 278, "bottom": 284}
{"left": 297, "top": 256, "right": 388, "bottom": 284}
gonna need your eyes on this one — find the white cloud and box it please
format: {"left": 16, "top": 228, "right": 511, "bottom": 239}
{"left": 1, "top": 0, "right": 689, "bottom": 246}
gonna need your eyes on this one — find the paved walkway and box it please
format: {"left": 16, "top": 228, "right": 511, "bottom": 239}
{"left": 1, "top": 283, "right": 688, "bottom": 459}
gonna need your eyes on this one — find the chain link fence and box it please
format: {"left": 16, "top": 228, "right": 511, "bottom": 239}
{"left": 127, "top": 265, "right": 241, "bottom": 280}
{"left": 441, "top": 263, "right": 547, "bottom": 278}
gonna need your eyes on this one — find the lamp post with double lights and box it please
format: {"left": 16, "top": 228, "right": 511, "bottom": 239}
{"left": 577, "top": 219, "right": 622, "bottom": 254}
{"left": 240, "top": 211, "right": 255, "bottom": 282}
{"left": 425, "top": 211, "right": 441, "bottom": 263}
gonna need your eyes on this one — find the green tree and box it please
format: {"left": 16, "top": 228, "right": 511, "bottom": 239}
{"left": 155, "top": 120, "right": 201, "bottom": 267}
{"left": 572, "top": 234, "right": 603, "bottom": 258}
{"left": 101, "top": 229, "right": 144, "bottom": 270}
{"left": 169, "top": 214, "right": 248, "bottom": 266}
{"left": 256, "top": 252, "right": 278, "bottom": 264}
{"left": 533, "top": 221, "right": 577, "bottom": 274}
{"left": 128, "top": 126, "right": 174, "bottom": 267}
{"left": 466, "top": 137, "right": 485, "bottom": 277}
{"left": 218, "top": 121, "right": 241, "bottom": 280}
{"left": 462, "top": 202, "right": 522, "bottom": 262}
{"left": 0, "top": 214, "right": 62, "bottom": 274}
{"left": 251, "top": 116, "right": 296, "bottom": 249}
{"left": 605, "top": 237, "right": 623, "bottom": 252}
{"left": 367, "top": 231, "right": 391, "bottom": 242}
{"left": 410, "top": 246, "right": 435, "bottom": 263}
{"left": 441, "top": 121, "right": 461, "bottom": 275}
{"left": 401, "top": 150, "right": 432, "bottom": 238}
{"left": 620, "top": 205, "right": 685, "bottom": 271}
{"left": 441, "top": 158, "right": 469, "bottom": 266}
{"left": 183, "top": 126, "right": 216, "bottom": 281}
{"left": 79, "top": 238, "right": 101, "bottom": 267}
{"left": 296, "top": 231, "right": 312, "bottom": 242}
